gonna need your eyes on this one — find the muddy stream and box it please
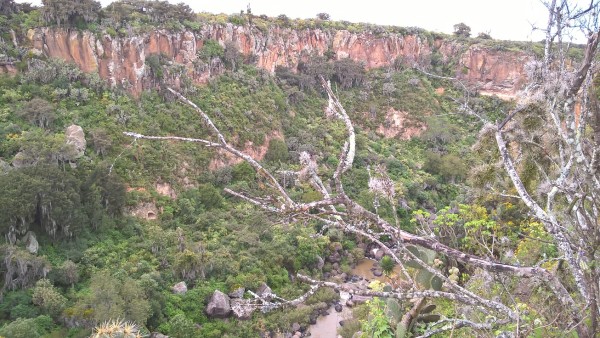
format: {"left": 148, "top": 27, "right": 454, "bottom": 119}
{"left": 307, "top": 258, "right": 402, "bottom": 337}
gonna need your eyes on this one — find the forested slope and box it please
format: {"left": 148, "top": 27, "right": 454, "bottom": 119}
{"left": 1, "top": 1, "right": 596, "bottom": 337}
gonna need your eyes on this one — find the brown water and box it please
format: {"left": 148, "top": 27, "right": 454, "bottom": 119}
{"left": 308, "top": 259, "right": 402, "bottom": 337}
{"left": 351, "top": 258, "right": 403, "bottom": 282}
{"left": 309, "top": 305, "right": 352, "bottom": 338}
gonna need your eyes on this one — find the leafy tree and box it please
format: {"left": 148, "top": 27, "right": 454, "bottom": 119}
{"left": 477, "top": 32, "right": 492, "bottom": 39}
{"left": 31, "top": 279, "right": 67, "bottom": 319}
{"left": 453, "top": 22, "right": 471, "bottom": 37}
{"left": 0, "top": 0, "right": 18, "bottom": 16}
{"left": 0, "top": 290, "right": 37, "bottom": 320}
{"left": 17, "top": 98, "right": 55, "bottom": 129}
{"left": 0, "top": 317, "right": 44, "bottom": 338}
{"left": 316, "top": 12, "right": 330, "bottom": 20}
{"left": 81, "top": 271, "right": 151, "bottom": 325}
{"left": 104, "top": 0, "right": 194, "bottom": 25}
{"left": 0, "top": 165, "right": 85, "bottom": 240}
{"left": 423, "top": 151, "right": 467, "bottom": 182}
{"left": 174, "top": 249, "right": 207, "bottom": 281}
{"left": 264, "top": 139, "right": 289, "bottom": 163}
{"left": 89, "top": 128, "right": 112, "bottom": 157}
{"left": 223, "top": 41, "right": 240, "bottom": 71}
{"left": 332, "top": 58, "right": 365, "bottom": 89}
{"left": 198, "top": 40, "right": 225, "bottom": 62}
{"left": 41, "top": 0, "right": 101, "bottom": 27}
{"left": 51, "top": 260, "right": 79, "bottom": 287}
{"left": 165, "top": 313, "right": 198, "bottom": 338}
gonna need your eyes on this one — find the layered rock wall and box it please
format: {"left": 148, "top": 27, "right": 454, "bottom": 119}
{"left": 27, "top": 25, "right": 531, "bottom": 97}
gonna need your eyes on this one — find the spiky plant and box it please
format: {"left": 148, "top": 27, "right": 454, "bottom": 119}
{"left": 90, "top": 319, "right": 144, "bottom": 338}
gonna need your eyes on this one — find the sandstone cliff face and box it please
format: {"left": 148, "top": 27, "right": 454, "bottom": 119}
{"left": 28, "top": 25, "right": 530, "bottom": 98}
{"left": 459, "top": 45, "right": 530, "bottom": 98}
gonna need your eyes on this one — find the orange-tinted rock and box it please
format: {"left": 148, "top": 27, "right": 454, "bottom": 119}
{"left": 459, "top": 45, "right": 530, "bottom": 99}
{"left": 28, "top": 25, "right": 531, "bottom": 98}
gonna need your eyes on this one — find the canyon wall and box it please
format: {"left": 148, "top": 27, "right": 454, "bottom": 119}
{"left": 27, "top": 25, "right": 532, "bottom": 97}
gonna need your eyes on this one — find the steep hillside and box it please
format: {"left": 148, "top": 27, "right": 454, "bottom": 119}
{"left": 0, "top": 2, "right": 568, "bottom": 338}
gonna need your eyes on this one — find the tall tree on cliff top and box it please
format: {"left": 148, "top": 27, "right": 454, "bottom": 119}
{"left": 41, "top": 0, "right": 101, "bottom": 27}
{"left": 126, "top": 1, "right": 600, "bottom": 336}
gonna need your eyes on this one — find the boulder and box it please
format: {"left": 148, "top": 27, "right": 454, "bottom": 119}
{"left": 206, "top": 290, "right": 231, "bottom": 318}
{"left": 11, "top": 152, "right": 28, "bottom": 168}
{"left": 328, "top": 252, "right": 341, "bottom": 263}
{"left": 374, "top": 249, "right": 385, "bottom": 260}
{"left": 352, "top": 295, "right": 370, "bottom": 305}
{"left": 339, "top": 291, "right": 351, "bottom": 302}
{"left": 372, "top": 269, "right": 383, "bottom": 277}
{"left": 172, "top": 281, "right": 187, "bottom": 294}
{"left": 150, "top": 333, "right": 169, "bottom": 338}
{"left": 334, "top": 303, "right": 343, "bottom": 312}
{"left": 315, "top": 255, "right": 325, "bottom": 270}
{"left": 256, "top": 282, "right": 273, "bottom": 300}
{"left": 23, "top": 231, "right": 39, "bottom": 254}
{"left": 65, "top": 125, "right": 86, "bottom": 158}
{"left": 291, "top": 322, "right": 301, "bottom": 332}
{"left": 330, "top": 241, "right": 343, "bottom": 252}
{"left": 228, "top": 287, "right": 245, "bottom": 299}
{"left": 0, "top": 159, "right": 9, "bottom": 173}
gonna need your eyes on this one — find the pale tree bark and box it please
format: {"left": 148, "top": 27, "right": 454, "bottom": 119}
{"left": 478, "top": 2, "right": 600, "bottom": 336}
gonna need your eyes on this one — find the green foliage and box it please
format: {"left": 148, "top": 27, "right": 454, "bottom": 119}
{"left": 164, "top": 314, "right": 198, "bottom": 338}
{"left": 72, "top": 271, "right": 151, "bottom": 325}
{"left": 198, "top": 40, "right": 225, "bottom": 62}
{"left": 17, "top": 97, "right": 55, "bottom": 128}
{"left": 50, "top": 259, "right": 79, "bottom": 286}
{"left": 103, "top": 0, "right": 194, "bottom": 30}
{"left": 453, "top": 22, "right": 471, "bottom": 37}
{"left": 423, "top": 151, "right": 467, "bottom": 182}
{"left": 31, "top": 279, "right": 67, "bottom": 319}
{"left": 380, "top": 256, "right": 396, "bottom": 276}
{"left": 264, "top": 138, "right": 289, "bottom": 163}
{"left": 0, "top": 290, "right": 38, "bottom": 320}
{"left": 41, "top": 0, "right": 101, "bottom": 27}
{"left": 0, "top": 165, "right": 86, "bottom": 239}
{"left": 0, "top": 32, "right": 548, "bottom": 336}
{"left": 0, "top": 315, "right": 53, "bottom": 338}
{"left": 362, "top": 298, "right": 394, "bottom": 338}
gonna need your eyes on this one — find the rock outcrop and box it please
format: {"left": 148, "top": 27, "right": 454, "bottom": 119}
{"left": 256, "top": 282, "right": 274, "bottom": 300}
{"left": 172, "top": 281, "right": 187, "bottom": 294}
{"left": 65, "top": 125, "right": 86, "bottom": 158}
{"left": 23, "top": 231, "right": 39, "bottom": 254}
{"left": 28, "top": 25, "right": 531, "bottom": 98}
{"left": 228, "top": 287, "right": 245, "bottom": 299}
{"left": 129, "top": 202, "right": 159, "bottom": 220}
{"left": 156, "top": 181, "right": 177, "bottom": 199}
{"left": 206, "top": 290, "right": 231, "bottom": 318}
